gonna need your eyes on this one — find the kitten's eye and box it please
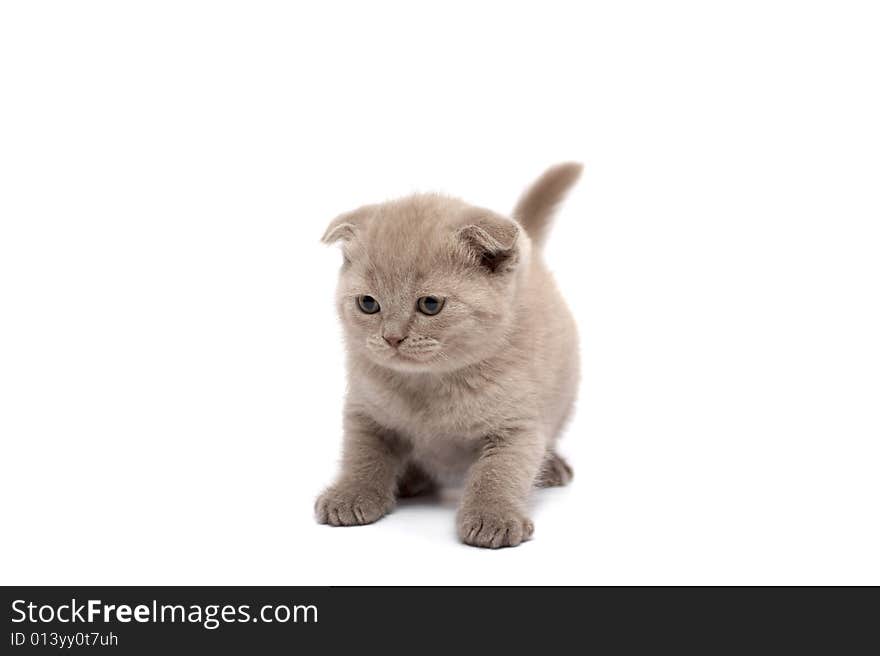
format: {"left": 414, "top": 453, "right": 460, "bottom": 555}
{"left": 357, "top": 295, "right": 380, "bottom": 314}
{"left": 417, "top": 296, "right": 445, "bottom": 316}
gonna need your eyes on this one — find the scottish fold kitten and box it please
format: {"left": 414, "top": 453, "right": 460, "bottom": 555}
{"left": 316, "top": 163, "right": 581, "bottom": 548}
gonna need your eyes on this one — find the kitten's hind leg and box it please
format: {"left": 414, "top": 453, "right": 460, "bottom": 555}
{"left": 396, "top": 462, "right": 438, "bottom": 498}
{"left": 535, "top": 451, "right": 573, "bottom": 488}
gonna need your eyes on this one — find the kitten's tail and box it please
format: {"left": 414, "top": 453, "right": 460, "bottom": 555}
{"left": 513, "top": 162, "right": 582, "bottom": 248}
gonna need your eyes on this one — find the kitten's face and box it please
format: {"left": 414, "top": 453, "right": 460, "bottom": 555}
{"left": 324, "top": 195, "right": 523, "bottom": 373}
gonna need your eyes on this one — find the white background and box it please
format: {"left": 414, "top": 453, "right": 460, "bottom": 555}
{"left": 1, "top": 1, "right": 878, "bottom": 585}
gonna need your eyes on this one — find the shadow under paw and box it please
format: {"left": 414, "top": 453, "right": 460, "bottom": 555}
{"left": 396, "top": 462, "right": 438, "bottom": 499}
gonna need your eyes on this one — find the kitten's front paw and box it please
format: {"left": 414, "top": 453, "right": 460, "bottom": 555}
{"left": 457, "top": 505, "right": 534, "bottom": 549}
{"left": 315, "top": 483, "right": 394, "bottom": 526}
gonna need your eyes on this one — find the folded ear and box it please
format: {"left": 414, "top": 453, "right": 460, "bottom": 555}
{"left": 321, "top": 206, "right": 373, "bottom": 244}
{"left": 321, "top": 218, "right": 356, "bottom": 244}
{"left": 455, "top": 211, "right": 520, "bottom": 274}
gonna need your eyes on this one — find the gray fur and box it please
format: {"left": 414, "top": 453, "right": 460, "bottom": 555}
{"left": 316, "top": 163, "right": 582, "bottom": 548}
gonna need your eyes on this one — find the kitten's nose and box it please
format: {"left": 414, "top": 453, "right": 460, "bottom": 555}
{"left": 384, "top": 334, "right": 405, "bottom": 348}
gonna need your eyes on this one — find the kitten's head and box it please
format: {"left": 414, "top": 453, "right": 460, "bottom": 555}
{"left": 322, "top": 194, "right": 528, "bottom": 373}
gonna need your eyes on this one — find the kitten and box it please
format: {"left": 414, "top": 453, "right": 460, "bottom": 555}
{"left": 315, "top": 163, "right": 582, "bottom": 548}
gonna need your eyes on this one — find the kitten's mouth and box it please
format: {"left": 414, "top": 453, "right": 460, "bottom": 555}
{"left": 364, "top": 336, "right": 444, "bottom": 368}
{"left": 380, "top": 346, "right": 444, "bottom": 369}
{"left": 394, "top": 349, "right": 439, "bottom": 363}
